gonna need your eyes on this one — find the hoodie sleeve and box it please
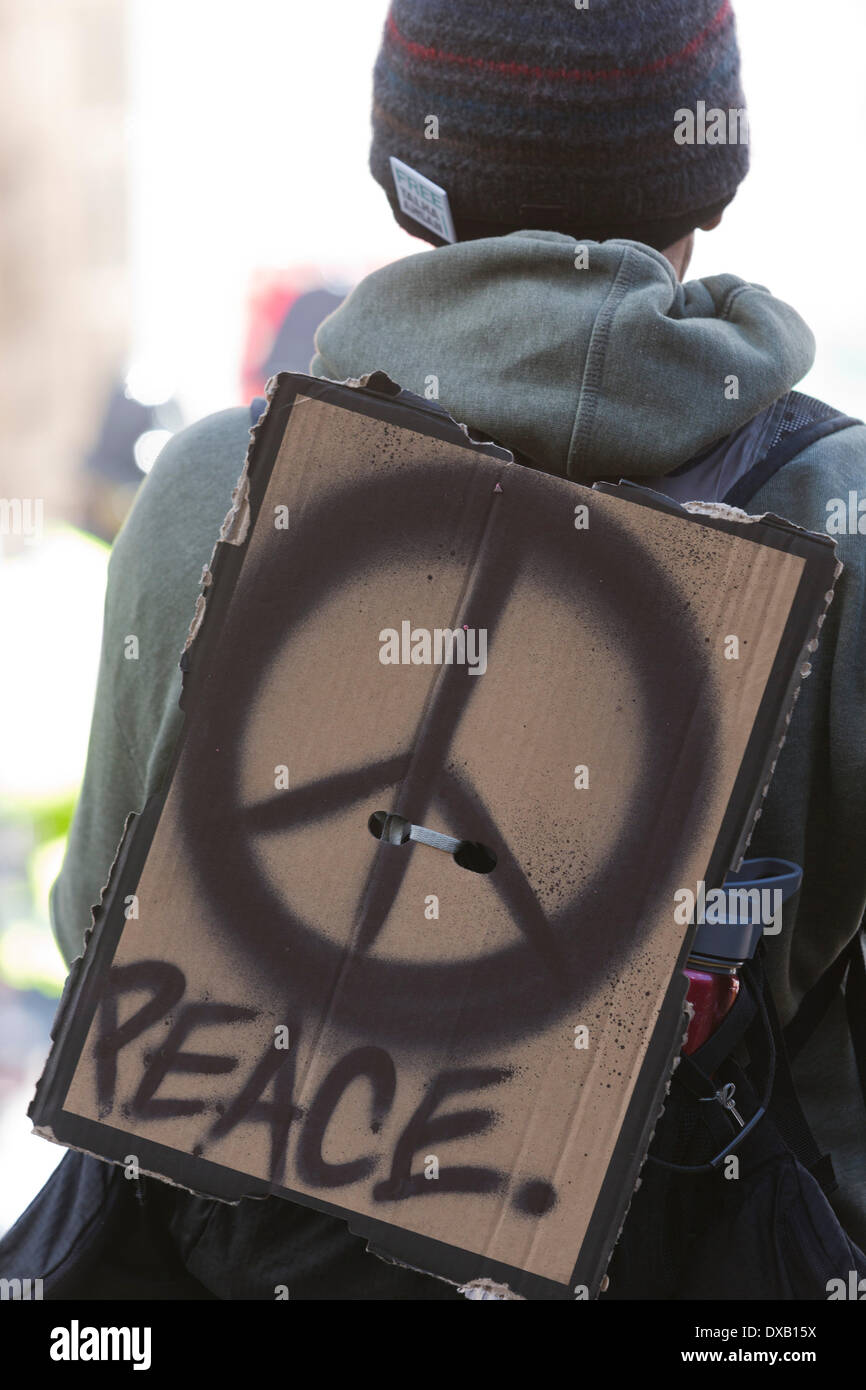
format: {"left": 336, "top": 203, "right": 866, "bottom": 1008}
{"left": 745, "top": 421, "right": 866, "bottom": 1247}
{"left": 746, "top": 422, "right": 866, "bottom": 1012}
{"left": 50, "top": 407, "right": 251, "bottom": 967}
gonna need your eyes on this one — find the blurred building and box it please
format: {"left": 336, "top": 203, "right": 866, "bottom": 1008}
{"left": 0, "top": 0, "right": 130, "bottom": 527}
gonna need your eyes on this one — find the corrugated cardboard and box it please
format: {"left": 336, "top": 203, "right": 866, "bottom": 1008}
{"left": 31, "top": 372, "right": 840, "bottom": 1300}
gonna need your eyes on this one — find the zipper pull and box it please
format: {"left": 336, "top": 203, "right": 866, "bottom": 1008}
{"left": 715, "top": 1081, "right": 746, "bottom": 1128}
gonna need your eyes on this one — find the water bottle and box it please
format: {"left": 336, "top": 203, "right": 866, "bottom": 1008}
{"left": 683, "top": 858, "right": 802, "bottom": 1055}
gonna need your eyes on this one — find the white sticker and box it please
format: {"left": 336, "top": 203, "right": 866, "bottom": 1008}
{"left": 389, "top": 156, "right": 457, "bottom": 243}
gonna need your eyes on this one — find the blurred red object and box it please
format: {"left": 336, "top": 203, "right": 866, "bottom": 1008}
{"left": 240, "top": 268, "right": 347, "bottom": 403}
{"left": 241, "top": 270, "right": 306, "bottom": 401}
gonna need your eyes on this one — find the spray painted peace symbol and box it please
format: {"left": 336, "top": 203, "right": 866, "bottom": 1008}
{"left": 178, "top": 462, "right": 717, "bottom": 1049}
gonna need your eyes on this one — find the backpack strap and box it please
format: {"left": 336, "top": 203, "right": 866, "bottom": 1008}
{"left": 722, "top": 390, "right": 861, "bottom": 511}
{"left": 784, "top": 922, "right": 866, "bottom": 1113}
{"left": 848, "top": 930, "right": 866, "bottom": 1104}
{"left": 745, "top": 953, "right": 835, "bottom": 1192}
{"left": 785, "top": 931, "right": 859, "bottom": 1059}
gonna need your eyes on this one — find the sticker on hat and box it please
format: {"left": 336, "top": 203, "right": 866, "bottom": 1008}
{"left": 390, "top": 156, "right": 456, "bottom": 244}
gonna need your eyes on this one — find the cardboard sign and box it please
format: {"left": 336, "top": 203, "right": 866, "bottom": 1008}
{"left": 32, "top": 373, "right": 839, "bottom": 1300}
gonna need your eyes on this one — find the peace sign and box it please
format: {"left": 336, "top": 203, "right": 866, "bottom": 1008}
{"left": 176, "top": 453, "right": 716, "bottom": 1050}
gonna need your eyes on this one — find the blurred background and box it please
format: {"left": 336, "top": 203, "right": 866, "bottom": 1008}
{"left": 0, "top": 0, "right": 864, "bottom": 1232}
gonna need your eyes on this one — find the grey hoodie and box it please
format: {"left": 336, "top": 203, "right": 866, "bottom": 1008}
{"left": 311, "top": 233, "right": 816, "bottom": 481}
{"left": 52, "top": 232, "right": 866, "bottom": 1246}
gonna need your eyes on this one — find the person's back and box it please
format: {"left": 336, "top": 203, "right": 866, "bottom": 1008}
{"left": 37, "top": 0, "right": 866, "bottom": 1296}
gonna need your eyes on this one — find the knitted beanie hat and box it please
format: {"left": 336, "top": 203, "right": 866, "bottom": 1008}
{"left": 370, "top": 0, "right": 749, "bottom": 251}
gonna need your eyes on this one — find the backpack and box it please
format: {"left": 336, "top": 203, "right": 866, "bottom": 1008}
{"left": 206, "top": 385, "right": 866, "bottom": 1300}
{"left": 603, "top": 940, "right": 866, "bottom": 1299}
{"left": 601, "top": 389, "right": 866, "bottom": 1300}
{"left": 1, "top": 389, "right": 863, "bottom": 1302}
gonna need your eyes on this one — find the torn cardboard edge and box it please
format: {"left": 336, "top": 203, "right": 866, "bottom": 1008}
{"left": 178, "top": 370, "right": 511, "bottom": 692}
{"left": 32, "top": 373, "right": 840, "bottom": 1302}
{"left": 180, "top": 373, "right": 276, "bottom": 657}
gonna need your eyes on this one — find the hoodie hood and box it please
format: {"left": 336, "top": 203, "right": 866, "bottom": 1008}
{"left": 311, "top": 231, "right": 815, "bottom": 482}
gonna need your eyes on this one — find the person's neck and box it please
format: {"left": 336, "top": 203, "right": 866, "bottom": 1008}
{"left": 662, "top": 232, "right": 695, "bottom": 281}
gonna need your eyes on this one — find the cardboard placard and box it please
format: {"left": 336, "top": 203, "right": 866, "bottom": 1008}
{"left": 32, "top": 373, "right": 839, "bottom": 1300}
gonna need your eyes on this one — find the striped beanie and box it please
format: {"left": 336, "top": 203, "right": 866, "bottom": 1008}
{"left": 370, "top": 0, "right": 749, "bottom": 251}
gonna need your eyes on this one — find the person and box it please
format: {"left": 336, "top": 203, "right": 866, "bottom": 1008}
{"left": 38, "top": 0, "right": 866, "bottom": 1296}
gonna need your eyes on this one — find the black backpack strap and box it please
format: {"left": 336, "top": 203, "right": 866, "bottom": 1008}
{"left": 848, "top": 930, "right": 866, "bottom": 1103}
{"left": 785, "top": 931, "right": 860, "bottom": 1059}
{"left": 723, "top": 390, "right": 861, "bottom": 511}
{"left": 784, "top": 923, "right": 866, "bottom": 1107}
{"left": 743, "top": 954, "right": 835, "bottom": 1191}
